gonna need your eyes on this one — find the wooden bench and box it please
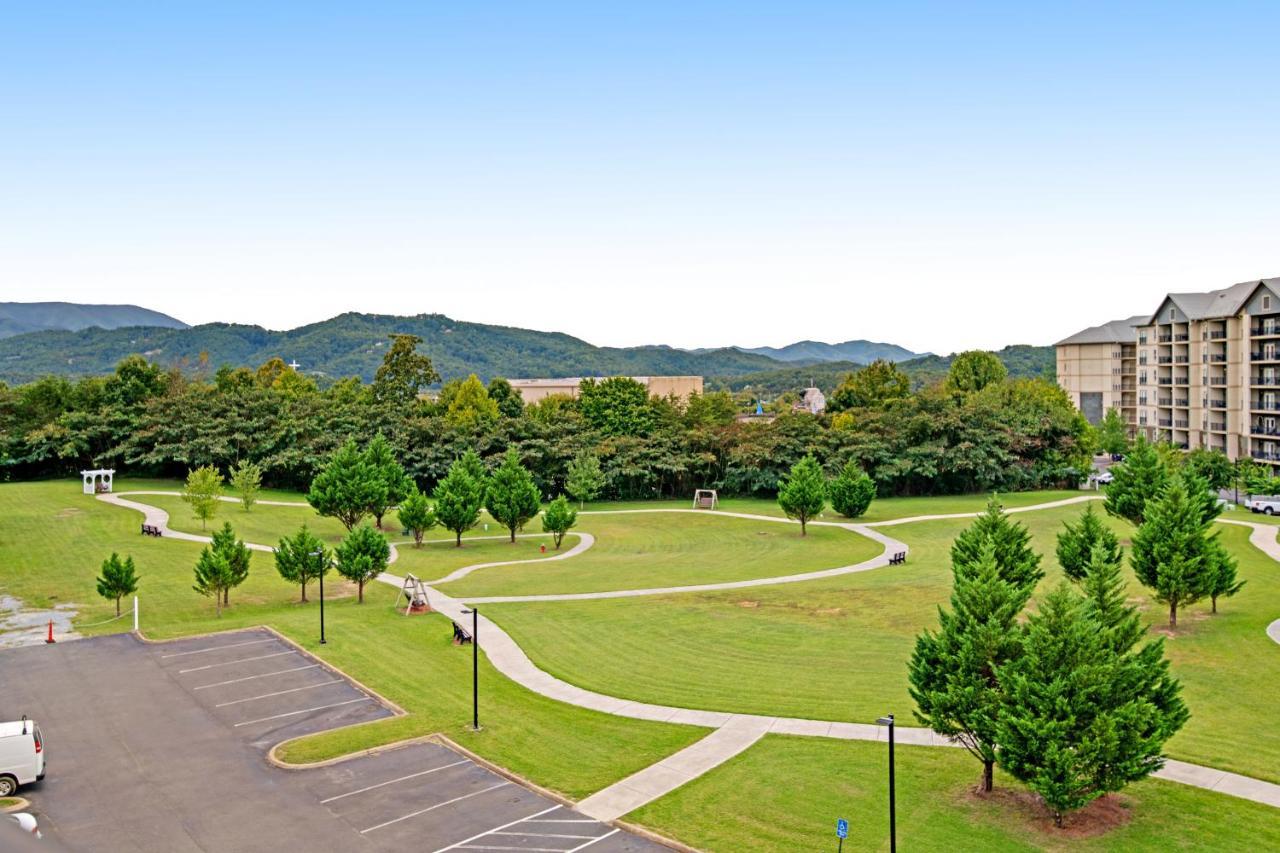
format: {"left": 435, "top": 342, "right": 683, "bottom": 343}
{"left": 452, "top": 621, "right": 473, "bottom": 645}
{"left": 888, "top": 551, "right": 906, "bottom": 565}
{"left": 140, "top": 523, "right": 163, "bottom": 537}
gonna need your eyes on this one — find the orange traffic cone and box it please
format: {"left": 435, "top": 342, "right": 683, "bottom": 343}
{"left": 45, "top": 619, "right": 55, "bottom": 644}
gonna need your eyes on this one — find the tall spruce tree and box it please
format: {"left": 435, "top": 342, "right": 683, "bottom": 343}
{"left": 1055, "top": 503, "right": 1122, "bottom": 583}
{"left": 1103, "top": 436, "right": 1168, "bottom": 526}
{"left": 193, "top": 547, "right": 233, "bottom": 617}
{"left": 363, "top": 433, "right": 411, "bottom": 529}
{"left": 1205, "top": 537, "right": 1244, "bottom": 614}
{"left": 950, "top": 498, "right": 1043, "bottom": 590}
{"left": 434, "top": 455, "right": 487, "bottom": 546}
{"left": 828, "top": 461, "right": 876, "bottom": 519}
{"left": 997, "top": 583, "right": 1187, "bottom": 827}
{"left": 209, "top": 522, "right": 251, "bottom": 607}
{"left": 396, "top": 485, "right": 436, "bottom": 547}
{"left": 1130, "top": 474, "right": 1217, "bottom": 628}
{"left": 909, "top": 538, "right": 1032, "bottom": 792}
{"left": 307, "top": 439, "right": 387, "bottom": 531}
{"left": 485, "top": 449, "right": 542, "bottom": 542}
{"left": 777, "top": 454, "right": 827, "bottom": 535}
{"left": 334, "top": 523, "right": 390, "bottom": 603}
{"left": 273, "top": 526, "right": 330, "bottom": 603}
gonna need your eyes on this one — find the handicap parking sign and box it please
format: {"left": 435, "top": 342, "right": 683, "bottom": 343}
{"left": 836, "top": 818, "right": 848, "bottom": 839}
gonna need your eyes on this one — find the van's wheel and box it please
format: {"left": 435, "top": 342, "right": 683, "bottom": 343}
{"left": 1266, "top": 507, "right": 1275, "bottom": 516}
{"left": 0, "top": 775, "right": 17, "bottom": 797}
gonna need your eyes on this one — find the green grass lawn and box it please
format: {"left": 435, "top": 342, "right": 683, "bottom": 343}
{"left": 0, "top": 480, "right": 703, "bottom": 799}
{"left": 630, "top": 735, "right": 1280, "bottom": 852}
{"left": 438, "top": 511, "right": 882, "bottom": 597}
{"left": 484, "top": 504, "right": 1280, "bottom": 783}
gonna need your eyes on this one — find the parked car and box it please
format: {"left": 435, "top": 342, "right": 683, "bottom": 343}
{"left": 4, "top": 812, "right": 41, "bottom": 840}
{"left": 1095, "top": 471, "right": 1115, "bottom": 484}
{"left": 1248, "top": 497, "right": 1280, "bottom": 515}
{"left": 0, "top": 718, "right": 44, "bottom": 797}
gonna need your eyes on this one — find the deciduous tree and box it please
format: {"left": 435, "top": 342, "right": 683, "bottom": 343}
{"left": 565, "top": 451, "right": 605, "bottom": 507}
{"left": 372, "top": 334, "right": 440, "bottom": 406}
{"left": 485, "top": 449, "right": 542, "bottom": 542}
{"left": 946, "top": 351, "right": 1007, "bottom": 393}
{"left": 396, "top": 486, "right": 435, "bottom": 547}
{"left": 362, "top": 433, "right": 411, "bottom": 529}
{"left": 230, "top": 460, "right": 262, "bottom": 512}
{"left": 274, "top": 526, "right": 330, "bottom": 602}
{"left": 1096, "top": 408, "right": 1129, "bottom": 456}
{"left": 434, "top": 456, "right": 486, "bottom": 546}
{"left": 96, "top": 552, "right": 139, "bottom": 617}
{"left": 182, "top": 465, "right": 224, "bottom": 530}
{"left": 307, "top": 439, "right": 386, "bottom": 531}
{"left": 541, "top": 495, "right": 578, "bottom": 548}
{"left": 828, "top": 461, "right": 876, "bottom": 519}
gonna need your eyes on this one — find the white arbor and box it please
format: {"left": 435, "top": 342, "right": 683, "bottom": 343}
{"left": 81, "top": 468, "right": 115, "bottom": 495}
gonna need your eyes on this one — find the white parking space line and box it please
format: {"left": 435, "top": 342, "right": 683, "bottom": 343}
{"left": 320, "top": 759, "right": 471, "bottom": 803}
{"left": 524, "top": 819, "right": 599, "bottom": 824}
{"left": 361, "top": 781, "right": 511, "bottom": 834}
{"left": 214, "top": 680, "right": 342, "bottom": 707}
{"left": 457, "top": 847, "right": 567, "bottom": 852}
{"left": 160, "top": 638, "right": 277, "bottom": 658}
{"left": 566, "top": 829, "right": 620, "bottom": 852}
{"left": 430, "top": 805, "right": 561, "bottom": 852}
{"left": 178, "top": 650, "right": 295, "bottom": 674}
{"left": 233, "top": 697, "right": 371, "bottom": 727}
{"left": 493, "top": 830, "right": 599, "bottom": 839}
{"left": 193, "top": 663, "right": 321, "bottom": 690}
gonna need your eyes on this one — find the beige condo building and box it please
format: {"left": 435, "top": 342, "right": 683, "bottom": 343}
{"left": 507, "top": 375, "right": 704, "bottom": 405}
{"left": 1056, "top": 277, "right": 1280, "bottom": 465}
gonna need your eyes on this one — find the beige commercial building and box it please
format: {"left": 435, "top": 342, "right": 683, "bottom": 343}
{"left": 508, "top": 375, "right": 704, "bottom": 405}
{"left": 1056, "top": 277, "right": 1280, "bottom": 464}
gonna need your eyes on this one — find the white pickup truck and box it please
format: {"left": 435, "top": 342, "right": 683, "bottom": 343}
{"left": 1247, "top": 497, "right": 1280, "bottom": 515}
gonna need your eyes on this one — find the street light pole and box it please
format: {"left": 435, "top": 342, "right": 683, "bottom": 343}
{"left": 877, "top": 714, "right": 896, "bottom": 853}
{"left": 309, "top": 549, "right": 328, "bottom": 645}
{"left": 462, "top": 607, "right": 479, "bottom": 730}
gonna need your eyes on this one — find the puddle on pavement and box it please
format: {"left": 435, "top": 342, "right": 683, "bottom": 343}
{"left": 0, "top": 594, "right": 80, "bottom": 648}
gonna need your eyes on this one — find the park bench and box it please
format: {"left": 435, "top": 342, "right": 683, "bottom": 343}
{"left": 140, "top": 523, "right": 163, "bottom": 537}
{"left": 888, "top": 551, "right": 906, "bottom": 565}
{"left": 452, "top": 620, "right": 473, "bottom": 645}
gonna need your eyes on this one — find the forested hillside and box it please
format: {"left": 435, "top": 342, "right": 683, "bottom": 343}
{"left": 0, "top": 302, "right": 187, "bottom": 339}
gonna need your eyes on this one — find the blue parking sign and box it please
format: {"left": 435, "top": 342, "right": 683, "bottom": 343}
{"left": 836, "top": 818, "right": 848, "bottom": 839}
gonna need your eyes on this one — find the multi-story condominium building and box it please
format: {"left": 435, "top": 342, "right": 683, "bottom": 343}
{"left": 1056, "top": 277, "right": 1280, "bottom": 465}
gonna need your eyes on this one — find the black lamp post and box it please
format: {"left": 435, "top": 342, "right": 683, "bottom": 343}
{"left": 876, "top": 714, "right": 896, "bottom": 853}
{"left": 462, "top": 607, "right": 479, "bottom": 730}
{"left": 309, "top": 549, "right": 328, "bottom": 645}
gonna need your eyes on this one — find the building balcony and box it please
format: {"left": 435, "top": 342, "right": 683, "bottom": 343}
{"left": 1174, "top": 334, "right": 1190, "bottom": 342}
{"left": 1251, "top": 425, "right": 1280, "bottom": 438}
{"left": 1173, "top": 378, "right": 1189, "bottom": 386}
{"left": 1253, "top": 352, "right": 1280, "bottom": 362}
{"left": 1205, "top": 377, "right": 1227, "bottom": 386}
{"left": 1205, "top": 353, "right": 1227, "bottom": 363}
{"left": 1207, "top": 398, "right": 1227, "bottom": 409}
{"left": 1174, "top": 420, "right": 1189, "bottom": 429}
{"left": 1174, "top": 355, "right": 1189, "bottom": 364}
{"left": 1206, "top": 422, "right": 1227, "bottom": 432}
{"left": 1158, "top": 334, "right": 1173, "bottom": 342}
{"left": 1208, "top": 330, "right": 1228, "bottom": 340}
{"left": 1252, "top": 377, "right": 1280, "bottom": 387}
{"left": 1252, "top": 450, "right": 1280, "bottom": 462}
{"left": 1253, "top": 402, "right": 1280, "bottom": 412}
{"left": 1251, "top": 325, "right": 1280, "bottom": 337}
{"left": 1157, "top": 356, "right": 1173, "bottom": 364}
{"left": 1174, "top": 398, "right": 1189, "bottom": 406}
{"left": 1157, "top": 419, "right": 1173, "bottom": 428}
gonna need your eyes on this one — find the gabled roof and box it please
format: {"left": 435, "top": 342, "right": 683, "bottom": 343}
{"left": 1147, "top": 279, "right": 1280, "bottom": 324}
{"left": 1055, "top": 315, "right": 1146, "bottom": 346}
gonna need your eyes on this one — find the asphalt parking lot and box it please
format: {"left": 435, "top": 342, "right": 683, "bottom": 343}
{"left": 1, "top": 628, "right": 666, "bottom": 852}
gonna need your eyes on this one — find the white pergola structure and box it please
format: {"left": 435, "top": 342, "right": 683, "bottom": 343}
{"left": 81, "top": 468, "right": 115, "bottom": 495}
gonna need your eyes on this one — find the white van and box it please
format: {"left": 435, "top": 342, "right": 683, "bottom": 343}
{"left": 0, "top": 717, "right": 45, "bottom": 796}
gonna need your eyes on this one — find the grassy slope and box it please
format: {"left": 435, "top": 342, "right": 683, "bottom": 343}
{"left": 485, "top": 505, "right": 1280, "bottom": 782}
{"left": 0, "top": 480, "right": 703, "bottom": 799}
{"left": 630, "top": 735, "right": 1280, "bottom": 852}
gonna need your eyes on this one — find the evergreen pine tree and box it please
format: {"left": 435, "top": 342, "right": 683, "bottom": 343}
{"left": 193, "top": 547, "right": 233, "bottom": 617}
{"left": 307, "top": 439, "right": 387, "bottom": 530}
{"left": 396, "top": 486, "right": 436, "bottom": 547}
{"left": 96, "top": 552, "right": 139, "bottom": 617}
{"left": 1055, "top": 503, "right": 1122, "bottom": 583}
{"left": 1103, "top": 436, "right": 1168, "bottom": 526}
{"left": 1130, "top": 475, "right": 1217, "bottom": 627}
{"left": 950, "top": 498, "right": 1043, "bottom": 590}
{"left": 541, "top": 495, "right": 578, "bottom": 548}
{"left": 777, "top": 455, "right": 827, "bottom": 535}
{"left": 434, "top": 455, "right": 487, "bottom": 546}
{"left": 210, "top": 522, "right": 251, "bottom": 607}
{"left": 1205, "top": 537, "right": 1244, "bottom": 614}
{"left": 909, "top": 538, "right": 1032, "bottom": 792}
{"left": 362, "top": 433, "right": 411, "bottom": 529}
{"left": 335, "top": 523, "right": 390, "bottom": 603}
{"left": 485, "top": 449, "right": 542, "bottom": 542}
{"left": 274, "top": 526, "right": 330, "bottom": 603}
{"left": 828, "top": 461, "right": 876, "bottom": 519}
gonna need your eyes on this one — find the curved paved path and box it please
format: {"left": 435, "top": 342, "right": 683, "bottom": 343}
{"left": 99, "top": 490, "right": 1280, "bottom": 820}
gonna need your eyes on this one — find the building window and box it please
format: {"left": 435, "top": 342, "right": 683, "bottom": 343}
{"left": 1169, "top": 307, "right": 1175, "bottom": 322}
{"left": 1265, "top": 294, "right": 1272, "bottom": 312}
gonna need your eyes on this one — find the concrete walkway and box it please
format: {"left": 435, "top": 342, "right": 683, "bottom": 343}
{"left": 100, "top": 491, "right": 1280, "bottom": 819}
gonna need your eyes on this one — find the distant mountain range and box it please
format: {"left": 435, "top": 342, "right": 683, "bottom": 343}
{"left": 733, "top": 339, "right": 922, "bottom": 363}
{"left": 0, "top": 302, "right": 1052, "bottom": 387}
{"left": 0, "top": 302, "right": 188, "bottom": 339}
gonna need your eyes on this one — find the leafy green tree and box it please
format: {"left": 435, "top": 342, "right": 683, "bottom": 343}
{"left": 334, "top": 523, "right": 390, "bottom": 603}
{"left": 1096, "top": 408, "right": 1129, "bottom": 456}
{"left": 828, "top": 461, "right": 875, "bottom": 519}
{"left": 1183, "top": 448, "right": 1232, "bottom": 491}
{"left": 946, "top": 351, "right": 1008, "bottom": 393}
{"left": 578, "top": 377, "right": 655, "bottom": 436}
{"left": 487, "top": 377, "right": 525, "bottom": 418}
{"left": 1205, "top": 537, "right": 1244, "bottom": 614}
{"left": 541, "top": 495, "right": 578, "bottom": 548}
{"left": 434, "top": 456, "right": 486, "bottom": 546}
{"left": 442, "top": 374, "right": 500, "bottom": 427}
{"left": 1103, "top": 436, "right": 1168, "bottom": 526}
{"left": 1130, "top": 475, "right": 1216, "bottom": 627}
{"left": 182, "top": 465, "right": 224, "bottom": 530}
{"left": 362, "top": 433, "right": 411, "bottom": 529}
{"left": 777, "top": 454, "right": 827, "bottom": 535}
{"left": 396, "top": 486, "right": 436, "bottom": 547}
{"left": 910, "top": 538, "right": 1031, "bottom": 792}
{"left": 997, "top": 584, "right": 1186, "bottom": 827}
{"left": 950, "top": 498, "right": 1044, "bottom": 591}
{"left": 210, "top": 522, "right": 251, "bottom": 607}
{"left": 372, "top": 333, "right": 440, "bottom": 406}
{"left": 565, "top": 451, "right": 605, "bottom": 507}
{"left": 96, "top": 552, "right": 139, "bottom": 617}
{"left": 193, "top": 546, "right": 233, "bottom": 617}
{"left": 827, "top": 360, "right": 911, "bottom": 412}
{"left": 485, "top": 449, "right": 542, "bottom": 542}
{"left": 273, "top": 526, "right": 330, "bottom": 603}
{"left": 307, "top": 439, "right": 387, "bottom": 530}
{"left": 1055, "top": 503, "right": 1122, "bottom": 583}
{"left": 683, "top": 390, "right": 738, "bottom": 427}
{"left": 230, "top": 460, "right": 262, "bottom": 512}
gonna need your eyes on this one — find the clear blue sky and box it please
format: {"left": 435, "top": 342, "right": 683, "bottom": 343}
{"left": 4, "top": 2, "right": 1279, "bottom": 353}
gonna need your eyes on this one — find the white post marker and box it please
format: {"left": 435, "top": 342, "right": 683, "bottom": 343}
{"left": 133, "top": 596, "right": 139, "bottom": 631}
